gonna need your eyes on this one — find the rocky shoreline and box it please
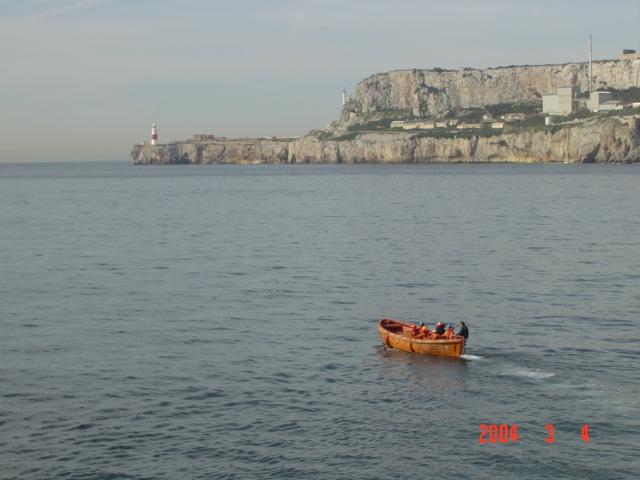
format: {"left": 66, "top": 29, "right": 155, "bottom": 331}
{"left": 131, "top": 59, "right": 640, "bottom": 165}
{"left": 132, "top": 116, "right": 640, "bottom": 165}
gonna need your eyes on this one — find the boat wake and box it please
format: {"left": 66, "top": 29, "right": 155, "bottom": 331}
{"left": 504, "top": 367, "right": 556, "bottom": 379}
{"left": 460, "top": 354, "right": 483, "bottom": 360}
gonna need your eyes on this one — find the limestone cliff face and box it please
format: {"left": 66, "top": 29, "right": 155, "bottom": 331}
{"left": 132, "top": 139, "right": 290, "bottom": 165}
{"left": 340, "top": 60, "right": 640, "bottom": 124}
{"left": 132, "top": 117, "right": 640, "bottom": 165}
{"left": 132, "top": 60, "right": 640, "bottom": 165}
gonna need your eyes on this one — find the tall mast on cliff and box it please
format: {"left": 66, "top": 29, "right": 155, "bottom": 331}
{"left": 342, "top": 88, "right": 347, "bottom": 106}
{"left": 151, "top": 123, "right": 158, "bottom": 145}
{"left": 588, "top": 34, "right": 593, "bottom": 93}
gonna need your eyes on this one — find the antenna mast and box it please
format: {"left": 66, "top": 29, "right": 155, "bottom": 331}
{"left": 588, "top": 34, "right": 593, "bottom": 93}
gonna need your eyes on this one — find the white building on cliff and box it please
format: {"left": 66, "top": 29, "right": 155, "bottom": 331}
{"left": 543, "top": 86, "right": 579, "bottom": 116}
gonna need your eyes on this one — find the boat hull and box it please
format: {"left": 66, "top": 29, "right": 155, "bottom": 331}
{"left": 377, "top": 318, "right": 465, "bottom": 357}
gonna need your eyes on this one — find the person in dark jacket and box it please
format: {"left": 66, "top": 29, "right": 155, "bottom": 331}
{"left": 434, "top": 322, "right": 446, "bottom": 335}
{"left": 457, "top": 321, "right": 469, "bottom": 340}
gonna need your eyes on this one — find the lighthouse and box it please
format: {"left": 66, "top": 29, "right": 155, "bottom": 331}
{"left": 151, "top": 123, "right": 158, "bottom": 145}
{"left": 342, "top": 88, "right": 347, "bottom": 106}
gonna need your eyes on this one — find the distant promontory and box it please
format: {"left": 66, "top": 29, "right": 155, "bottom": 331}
{"left": 132, "top": 58, "right": 640, "bottom": 164}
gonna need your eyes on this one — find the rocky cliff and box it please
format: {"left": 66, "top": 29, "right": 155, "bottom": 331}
{"left": 132, "top": 116, "right": 640, "bottom": 165}
{"left": 132, "top": 139, "right": 291, "bottom": 165}
{"left": 132, "top": 59, "right": 640, "bottom": 165}
{"left": 338, "top": 60, "right": 640, "bottom": 128}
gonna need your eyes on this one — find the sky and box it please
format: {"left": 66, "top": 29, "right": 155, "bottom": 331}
{"left": 1, "top": 0, "right": 640, "bottom": 162}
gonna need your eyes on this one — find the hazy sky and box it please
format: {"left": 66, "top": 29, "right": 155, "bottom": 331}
{"left": 1, "top": 0, "right": 640, "bottom": 162}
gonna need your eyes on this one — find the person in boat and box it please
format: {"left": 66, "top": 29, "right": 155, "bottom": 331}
{"left": 457, "top": 321, "right": 469, "bottom": 340}
{"left": 427, "top": 322, "right": 444, "bottom": 339}
{"left": 411, "top": 322, "right": 425, "bottom": 337}
{"left": 444, "top": 324, "right": 455, "bottom": 339}
{"left": 416, "top": 322, "right": 430, "bottom": 338}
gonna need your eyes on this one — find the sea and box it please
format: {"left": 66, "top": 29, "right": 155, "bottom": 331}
{"left": 1, "top": 162, "right": 639, "bottom": 480}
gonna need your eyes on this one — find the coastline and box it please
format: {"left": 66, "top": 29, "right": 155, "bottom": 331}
{"left": 132, "top": 116, "right": 640, "bottom": 165}
{"left": 132, "top": 59, "right": 640, "bottom": 165}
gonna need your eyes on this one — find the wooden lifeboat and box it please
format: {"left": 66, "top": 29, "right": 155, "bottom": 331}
{"left": 377, "top": 318, "right": 465, "bottom": 358}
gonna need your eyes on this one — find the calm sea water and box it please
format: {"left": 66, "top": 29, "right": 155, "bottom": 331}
{"left": 1, "top": 162, "right": 639, "bottom": 480}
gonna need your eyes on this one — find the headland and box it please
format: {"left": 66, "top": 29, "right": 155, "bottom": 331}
{"left": 132, "top": 58, "right": 640, "bottom": 165}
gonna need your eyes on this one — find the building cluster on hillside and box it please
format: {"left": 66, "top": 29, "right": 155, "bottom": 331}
{"left": 390, "top": 113, "right": 525, "bottom": 131}
{"left": 538, "top": 47, "right": 640, "bottom": 118}
{"left": 541, "top": 85, "right": 635, "bottom": 116}
{"left": 389, "top": 46, "right": 640, "bottom": 133}
{"left": 390, "top": 120, "right": 459, "bottom": 130}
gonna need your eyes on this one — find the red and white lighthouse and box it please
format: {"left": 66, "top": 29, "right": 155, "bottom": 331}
{"left": 150, "top": 123, "right": 158, "bottom": 145}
